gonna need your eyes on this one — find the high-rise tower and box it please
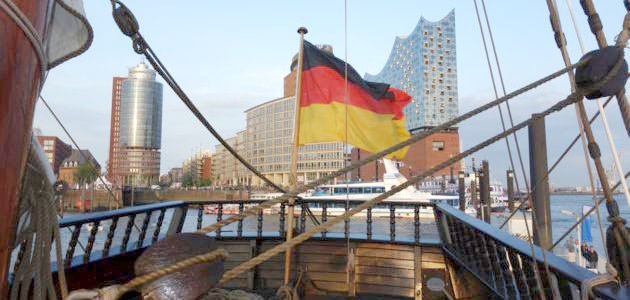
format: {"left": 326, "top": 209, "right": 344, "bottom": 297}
{"left": 109, "top": 62, "right": 163, "bottom": 186}
{"left": 108, "top": 77, "right": 126, "bottom": 184}
{"left": 366, "top": 10, "right": 458, "bottom": 131}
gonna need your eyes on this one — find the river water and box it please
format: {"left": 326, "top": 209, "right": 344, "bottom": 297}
{"left": 50, "top": 194, "right": 628, "bottom": 273}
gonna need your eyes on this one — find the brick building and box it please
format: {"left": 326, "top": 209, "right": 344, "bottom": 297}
{"left": 36, "top": 135, "right": 72, "bottom": 175}
{"left": 351, "top": 129, "right": 460, "bottom": 182}
{"left": 107, "top": 76, "right": 126, "bottom": 184}
{"left": 201, "top": 156, "right": 212, "bottom": 181}
{"left": 58, "top": 149, "right": 101, "bottom": 186}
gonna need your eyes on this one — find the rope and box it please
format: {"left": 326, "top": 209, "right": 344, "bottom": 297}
{"left": 551, "top": 170, "right": 630, "bottom": 249}
{"left": 66, "top": 248, "right": 228, "bottom": 300}
{"left": 473, "top": 0, "right": 549, "bottom": 299}
{"left": 0, "top": 0, "right": 48, "bottom": 91}
{"left": 197, "top": 61, "right": 583, "bottom": 235}
{"left": 499, "top": 95, "right": 615, "bottom": 228}
{"left": 580, "top": 263, "right": 618, "bottom": 300}
{"left": 40, "top": 96, "right": 123, "bottom": 209}
{"left": 579, "top": 0, "right": 630, "bottom": 135}
{"left": 473, "top": 2, "right": 549, "bottom": 297}
{"left": 10, "top": 140, "right": 67, "bottom": 300}
{"left": 564, "top": 0, "right": 622, "bottom": 263}
{"left": 564, "top": 0, "right": 630, "bottom": 217}
{"left": 218, "top": 60, "right": 623, "bottom": 284}
{"left": 548, "top": 0, "right": 630, "bottom": 280}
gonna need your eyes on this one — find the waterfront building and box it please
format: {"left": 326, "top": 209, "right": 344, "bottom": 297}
{"left": 36, "top": 135, "right": 72, "bottom": 175}
{"left": 365, "top": 10, "right": 458, "bottom": 130}
{"left": 212, "top": 131, "right": 250, "bottom": 187}
{"left": 351, "top": 130, "right": 460, "bottom": 181}
{"left": 109, "top": 62, "right": 163, "bottom": 187}
{"left": 183, "top": 149, "right": 212, "bottom": 186}
{"left": 58, "top": 149, "right": 101, "bottom": 187}
{"left": 107, "top": 77, "right": 126, "bottom": 184}
{"left": 245, "top": 96, "right": 345, "bottom": 187}
{"left": 353, "top": 11, "right": 460, "bottom": 181}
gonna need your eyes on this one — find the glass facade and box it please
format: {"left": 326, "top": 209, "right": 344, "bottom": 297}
{"left": 116, "top": 63, "right": 163, "bottom": 186}
{"left": 365, "top": 10, "right": 458, "bottom": 130}
{"left": 120, "top": 63, "right": 163, "bottom": 149}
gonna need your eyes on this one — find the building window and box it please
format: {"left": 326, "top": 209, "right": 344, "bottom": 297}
{"left": 432, "top": 141, "right": 445, "bottom": 151}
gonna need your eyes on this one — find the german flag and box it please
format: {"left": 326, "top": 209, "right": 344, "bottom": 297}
{"left": 298, "top": 41, "right": 411, "bottom": 159}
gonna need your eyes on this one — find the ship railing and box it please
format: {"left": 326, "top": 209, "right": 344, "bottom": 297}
{"left": 189, "top": 199, "right": 438, "bottom": 245}
{"left": 434, "top": 203, "right": 624, "bottom": 300}
{"left": 15, "top": 201, "right": 188, "bottom": 272}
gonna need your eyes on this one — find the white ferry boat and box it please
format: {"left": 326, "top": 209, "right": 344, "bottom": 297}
{"left": 243, "top": 160, "right": 460, "bottom": 218}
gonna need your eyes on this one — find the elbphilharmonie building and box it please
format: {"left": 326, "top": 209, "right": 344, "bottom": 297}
{"left": 366, "top": 10, "right": 458, "bottom": 131}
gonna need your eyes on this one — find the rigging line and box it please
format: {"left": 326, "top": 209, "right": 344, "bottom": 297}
{"left": 551, "top": 170, "right": 630, "bottom": 250}
{"left": 500, "top": 95, "right": 615, "bottom": 229}
{"left": 219, "top": 88, "right": 595, "bottom": 285}
{"left": 579, "top": 0, "right": 630, "bottom": 135}
{"left": 473, "top": 0, "right": 521, "bottom": 199}
{"left": 565, "top": 0, "right": 630, "bottom": 207}
{"left": 137, "top": 31, "right": 320, "bottom": 228}
{"left": 479, "top": 0, "right": 533, "bottom": 200}
{"left": 473, "top": 2, "right": 550, "bottom": 295}
{"left": 546, "top": 0, "right": 630, "bottom": 278}
{"left": 563, "top": 0, "right": 619, "bottom": 262}
{"left": 39, "top": 96, "right": 121, "bottom": 208}
{"left": 343, "top": 0, "right": 351, "bottom": 264}
{"left": 197, "top": 61, "right": 585, "bottom": 235}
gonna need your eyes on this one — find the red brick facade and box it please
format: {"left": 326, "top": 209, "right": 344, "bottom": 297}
{"left": 201, "top": 156, "right": 212, "bottom": 181}
{"left": 36, "top": 135, "right": 72, "bottom": 175}
{"left": 108, "top": 77, "right": 126, "bottom": 185}
{"left": 351, "top": 130, "right": 460, "bottom": 181}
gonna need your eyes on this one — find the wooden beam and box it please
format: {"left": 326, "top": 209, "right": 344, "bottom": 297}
{"left": 414, "top": 246, "right": 423, "bottom": 300}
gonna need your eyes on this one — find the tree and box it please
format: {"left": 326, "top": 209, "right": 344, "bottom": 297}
{"left": 74, "top": 163, "right": 98, "bottom": 186}
{"left": 182, "top": 174, "right": 193, "bottom": 187}
{"left": 74, "top": 164, "right": 98, "bottom": 211}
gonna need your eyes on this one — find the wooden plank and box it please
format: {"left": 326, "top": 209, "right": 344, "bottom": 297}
{"left": 247, "top": 240, "right": 255, "bottom": 290}
{"left": 356, "top": 266, "right": 415, "bottom": 278}
{"left": 224, "top": 252, "right": 251, "bottom": 262}
{"left": 421, "top": 252, "right": 444, "bottom": 263}
{"left": 357, "top": 284, "right": 415, "bottom": 298}
{"left": 221, "top": 278, "right": 249, "bottom": 289}
{"left": 349, "top": 244, "right": 357, "bottom": 297}
{"left": 357, "top": 242, "right": 415, "bottom": 251}
{"left": 414, "top": 246, "right": 422, "bottom": 300}
{"left": 357, "top": 248, "right": 414, "bottom": 260}
{"left": 308, "top": 271, "right": 348, "bottom": 282}
{"left": 297, "top": 245, "right": 349, "bottom": 256}
{"left": 421, "top": 246, "right": 443, "bottom": 254}
{"left": 297, "top": 253, "right": 348, "bottom": 265}
{"left": 357, "top": 256, "right": 415, "bottom": 270}
{"left": 311, "top": 281, "right": 348, "bottom": 293}
{"left": 357, "top": 274, "right": 414, "bottom": 288}
{"left": 421, "top": 261, "right": 446, "bottom": 269}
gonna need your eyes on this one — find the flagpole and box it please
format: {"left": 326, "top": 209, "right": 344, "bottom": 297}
{"left": 284, "top": 26, "right": 307, "bottom": 286}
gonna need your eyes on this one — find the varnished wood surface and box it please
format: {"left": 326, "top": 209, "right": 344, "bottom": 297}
{"left": 0, "top": 0, "right": 52, "bottom": 297}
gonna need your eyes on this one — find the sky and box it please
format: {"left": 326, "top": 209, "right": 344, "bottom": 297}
{"left": 35, "top": 0, "right": 629, "bottom": 187}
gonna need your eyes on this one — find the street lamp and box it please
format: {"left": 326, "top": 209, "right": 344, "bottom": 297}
{"left": 560, "top": 210, "right": 582, "bottom": 268}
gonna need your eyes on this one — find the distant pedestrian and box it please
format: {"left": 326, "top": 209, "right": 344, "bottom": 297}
{"left": 590, "top": 247, "right": 599, "bottom": 269}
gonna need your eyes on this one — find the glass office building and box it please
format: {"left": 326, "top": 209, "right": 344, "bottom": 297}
{"left": 365, "top": 10, "right": 458, "bottom": 131}
{"left": 117, "top": 62, "right": 163, "bottom": 186}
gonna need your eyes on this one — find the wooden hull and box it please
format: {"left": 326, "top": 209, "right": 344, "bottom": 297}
{"left": 0, "top": 0, "right": 52, "bottom": 296}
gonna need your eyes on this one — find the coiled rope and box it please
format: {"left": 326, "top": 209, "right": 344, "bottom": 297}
{"left": 66, "top": 248, "right": 228, "bottom": 300}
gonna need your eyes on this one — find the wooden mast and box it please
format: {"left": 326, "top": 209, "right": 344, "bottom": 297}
{"left": 284, "top": 26, "right": 307, "bottom": 286}
{"left": 0, "top": 0, "right": 53, "bottom": 296}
